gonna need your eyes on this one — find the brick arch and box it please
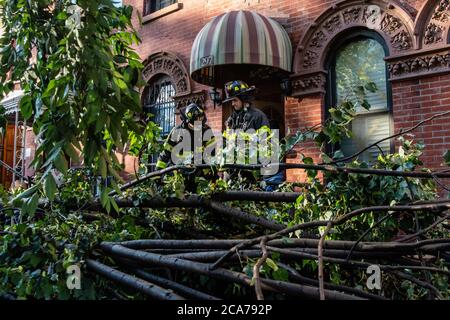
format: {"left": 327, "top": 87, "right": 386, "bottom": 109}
{"left": 290, "top": 0, "right": 416, "bottom": 98}
{"left": 142, "top": 51, "right": 191, "bottom": 97}
{"left": 415, "top": 0, "right": 450, "bottom": 48}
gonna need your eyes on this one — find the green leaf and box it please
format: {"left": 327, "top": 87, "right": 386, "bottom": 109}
{"left": 100, "top": 187, "right": 109, "bottom": 208}
{"left": 42, "top": 145, "right": 63, "bottom": 168}
{"left": 361, "top": 99, "right": 371, "bottom": 110}
{"left": 54, "top": 152, "right": 68, "bottom": 175}
{"left": 44, "top": 174, "right": 57, "bottom": 201}
{"left": 63, "top": 143, "right": 80, "bottom": 163}
{"left": 265, "top": 258, "right": 279, "bottom": 271}
{"left": 365, "top": 82, "right": 378, "bottom": 93}
{"left": 19, "top": 95, "right": 32, "bottom": 120}
{"left": 27, "top": 193, "right": 40, "bottom": 215}
{"left": 113, "top": 77, "right": 128, "bottom": 90}
{"left": 322, "top": 154, "right": 332, "bottom": 164}
{"left": 12, "top": 184, "right": 41, "bottom": 202}
{"left": 444, "top": 150, "right": 450, "bottom": 165}
{"left": 99, "top": 156, "right": 107, "bottom": 179}
{"left": 110, "top": 197, "right": 120, "bottom": 213}
{"left": 272, "top": 268, "right": 289, "bottom": 281}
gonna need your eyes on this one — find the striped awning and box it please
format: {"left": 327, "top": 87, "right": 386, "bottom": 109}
{"left": 190, "top": 10, "right": 292, "bottom": 87}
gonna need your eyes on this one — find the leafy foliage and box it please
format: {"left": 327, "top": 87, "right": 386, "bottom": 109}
{"left": 0, "top": 2, "right": 448, "bottom": 300}
{"left": 0, "top": 0, "right": 154, "bottom": 211}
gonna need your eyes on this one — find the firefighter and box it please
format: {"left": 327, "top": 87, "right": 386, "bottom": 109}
{"left": 221, "top": 80, "right": 284, "bottom": 188}
{"left": 155, "top": 103, "right": 216, "bottom": 191}
{"left": 223, "top": 80, "right": 270, "bottom": 131}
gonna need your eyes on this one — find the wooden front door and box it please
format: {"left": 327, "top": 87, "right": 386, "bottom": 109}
{"left": 1, "top": 124, "right": 21, "bottom": 188}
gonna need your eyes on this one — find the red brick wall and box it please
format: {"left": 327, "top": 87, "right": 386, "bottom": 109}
{"left": 392, "top": 74, "right": 450, "bottom": 195}
{"left": 120, "top": 0, "right": 450, "bottom": 189}
{"left": 284, "top": 96, "right": 323, "bottom": 182}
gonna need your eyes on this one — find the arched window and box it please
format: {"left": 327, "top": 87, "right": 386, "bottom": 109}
{"left": 143, "top": 75, "right": 176, "bottom": 136}
{"left": 328, "top": 32, "right": 392, "bottom": 162}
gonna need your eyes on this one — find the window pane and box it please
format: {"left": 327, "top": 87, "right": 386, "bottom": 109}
{"left": 144, "top": 76, "right": 176, "bottom": 136}
{"left": 335, "top": 38, "right": 387, "bottom": 112}
{"left": 340, "top": 113, "right": 391, "bottom": 162}
{"left": 148, "top": 0, "right": 176, "bottom": 14}
{"left": 333, "top": 37, "right": 391, "bottom": 162}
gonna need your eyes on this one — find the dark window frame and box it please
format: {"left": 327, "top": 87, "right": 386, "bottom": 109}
{"left": 142, "top": 75, "right": 177, "bottom": 170}
{"left": 143, "top": 74, "right": 177, "bottom": 137}
{"left": 143, "top": 0, "right": 177, "bottom": 16}
{"left": 324, "top": 29, "right": 394, "bottom": 160}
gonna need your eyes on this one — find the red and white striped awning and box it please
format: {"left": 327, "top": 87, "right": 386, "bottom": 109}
{"left": 190, "top": 10, "right": 292, "bottom": 87}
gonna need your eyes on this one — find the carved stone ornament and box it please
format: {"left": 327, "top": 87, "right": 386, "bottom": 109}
{"left": 387, "top": 48, "right": 450, "bottom": 81}
{"left": 294, "top": 0, "right": 415, "bottom": 74}
{"left": 291, "top": 72, "right": 327, "bottom": 97}
{"left": 380, "top": 13, "right": 403, "bottom": 34}
{"left": 424, "top": 23, "right": 444, "bottom": 45}
{"left": 391, "top": 30, "right": 412, "bottom": 50}
{"left": 142, "top": 51, "right": 191, "bottom": 98}
{"left": 432, "top": 0, "right": 450, "bottom": 22}
{"left": 421, "top": 0, "right": 450, "bottom": 47}
{"left": 173, "top": 91, "right": 206, "bottom": 110}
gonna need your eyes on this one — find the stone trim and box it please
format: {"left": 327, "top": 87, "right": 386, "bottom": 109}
{"left": 142, "top": 2, "right": 183, "bottom": 24}
{"left": 415, "top": 0, "right": 450, "bottom": 49}
{"left": 142, "top": 51, "right": 191, "bottom": 98}
{"left": 173, "top": 90, "right": 206, "bottom": 111}
{"left": 290, "top": 71, "right": 328, "bottom": 97}
{"left": 292, "top": 0, "right": 450, "bottom": 95}
{"left": 293, "top": 0, "right": 416, "bottom": 75}
{"left": 386, "top": 45, "right": 450, "bottom": 81}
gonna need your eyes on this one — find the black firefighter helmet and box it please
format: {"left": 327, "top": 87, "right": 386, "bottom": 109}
{"left": 222, "top": 80, "right": 256, "bottom": 103}
{"left": 182, "top": 103, "right": 206, "bottom": 129}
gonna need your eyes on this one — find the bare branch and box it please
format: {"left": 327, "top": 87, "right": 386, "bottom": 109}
{"left": 253, "top": 237, "right": 268, "bottom": 300}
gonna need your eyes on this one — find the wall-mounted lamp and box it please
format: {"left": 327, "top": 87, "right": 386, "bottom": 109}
{"left": 209, "top": 87, "right": 222, "bottom": 109}
{"left": 280, "top": 78, "right": 292, "bottom": 96}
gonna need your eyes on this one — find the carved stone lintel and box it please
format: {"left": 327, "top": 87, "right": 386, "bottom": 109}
{"left": 432, "top": 0, "right": 450, "bottom": 23}
{"left": 387, "top": 48, "right": 450, "bottom": 81}
{"left": 310, "top": 31, "right": 327, "bottom": 48}
{"left": 295, "top": 1, "right": 414, "bottom": 73}
{"left": 142, "top": 51, "right": 191, "bottom": 97}
{"left": 173, "top": 91, "right": 206, "bottom": 110}
{"left": 342, "top": 7, "right": 362, "bottom": 24}
{"left": 424, "top": 23, "right": 444, "bottom": 45}
{"left": 291, "top": 72, "right": 327, "bottom": 97}
{"left": 323, "top": 14, "right": 342, "bottom": 33}
{"left": 303, "top": 50, "right": 319, "bottom": 68}
{"left": 391, "top": 30, "right": 411, "bottom": 50}
{"left": 380, "top": 13, "right": 402, "bottom": 34}
{"left": 422, "top": 0, "right": 449, "bottom": 47}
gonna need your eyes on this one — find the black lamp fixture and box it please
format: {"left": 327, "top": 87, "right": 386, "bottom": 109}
{"left": 209, "top": 87, "right": 222, "bottom": 109}
{"left": 280, "top": 78, "right": 292, "bottom": 96}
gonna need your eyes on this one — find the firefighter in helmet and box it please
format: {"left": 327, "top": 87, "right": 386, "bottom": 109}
{"left": 223, "top": 80, "right": 270, "bottom": 131}
{"left": 222, "top": 80, "right": 284, "bottom": 190}
{"left": 156, "top": 103, "right": 217, "bottom": 191}
{"left": 156, "top": 102, "right": 215, "bottom": 170}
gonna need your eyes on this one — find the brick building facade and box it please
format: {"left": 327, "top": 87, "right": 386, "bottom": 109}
{"left": 122, "top": 0, "right": 449, "bottom": 185}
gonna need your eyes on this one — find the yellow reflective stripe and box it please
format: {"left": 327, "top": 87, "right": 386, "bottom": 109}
{"left": 164, "top": 142, "right": 173, "bottom": 152}
{"left": 257, "top": 125, "right": 271, "bottom": 134}
{"left": 205, "top": 137, "right": 216, "bottom": 147}
{"left": 156, "top": 160, "right": 167, "bottom": 169}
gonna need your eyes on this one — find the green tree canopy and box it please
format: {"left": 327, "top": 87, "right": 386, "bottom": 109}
{"left": 0, "top": 0, "right": 148, "bottom": 211}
